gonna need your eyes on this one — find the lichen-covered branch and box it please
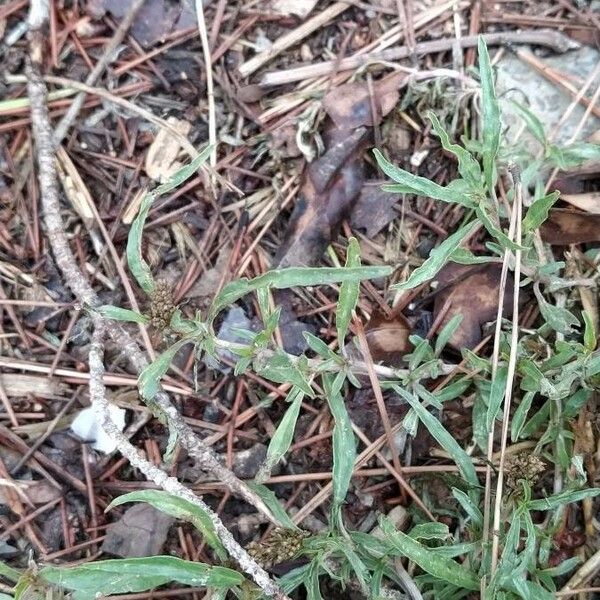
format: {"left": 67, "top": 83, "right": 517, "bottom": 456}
{"left": 88, "top": 321, "right": 290, "bottom": 600}
{"left": 25, "top": 1, "right": 279, "bottom": 526}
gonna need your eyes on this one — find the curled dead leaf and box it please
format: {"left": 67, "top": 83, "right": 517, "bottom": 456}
{"left": 275, "top": 127, "right": 369, "bottom": 266}
{"left": 433, "top": 263, "right": 513, "bottom": 350}
{"left": 322, "top": 72, "right": 406, "bottom": 129}
{"left": 364, "top": 309, "right": 412, "bottom": 367}
{"left": 145, "top": 116, "right": 191, "bottom": 183}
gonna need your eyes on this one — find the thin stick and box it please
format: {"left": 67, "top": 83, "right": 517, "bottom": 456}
{"left": 238, "top": 1, "right": 350, "bottom": 77}
{"left": 195, "top": 0, "right": 217, "bottom": 174}
{"left": 258, "top": 29, "right": 579, "bottom": 87}
{"left": 490, "top": 167, "right": 523, "bottom": 576}
{"left": 88, "top": 322, "right": 290, "bottom": 600}
{"left": 52, "top": 0, "right": 145, "bottom": 144}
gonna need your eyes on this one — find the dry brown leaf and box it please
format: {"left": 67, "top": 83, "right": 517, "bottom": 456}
{"left": 275, "top": 126, "right": 369, "bottom": 266}
{"left": 102, "top": 504, "right": 174, "bottom": 558}
{"left": 145, "top": 116, "right": 191, "bottom": 183}
{"left": 433, "top": 263, "right": 513, "bottom": 350}
{"left": 540, "top": 209, "right": 600, "bottom": 244}
{"left": 276, "top": 73, "right": 404, "bottom": 266}
{"left": 322, "top": 72, "right": 406, "bottom": 129}
{"left": 560, "top": 192, "right": 600, "bottom": 214}
{"left": 0, "top": 480, "right": 62, "bottom": 505}
{"left": 364, "top": 309, "right": 412, "bottom": 367}
{"left": 87, "top": 0, "right": 195, "bottom": 47}
{"left": 351, "top": 186, "right": 400, "bottom": 237}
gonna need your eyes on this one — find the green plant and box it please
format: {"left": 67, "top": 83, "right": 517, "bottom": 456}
{"left": 4, "top": 37, "right": 600, "bottom": 600}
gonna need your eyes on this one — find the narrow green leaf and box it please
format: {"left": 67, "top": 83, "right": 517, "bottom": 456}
{"left": 476, "top": 203, "right": 525, "bottom": 251}
{"left": 547, "top": 142, "right": 600, "bottom": 169}
{"left": 256, "top": 387, "right": 305, "bottom": 482}
{"left": 511, "top": 391, "right": 535, "bottom": 442}
{"left": 509, "top": 101, "right": 546, "bottom": 144}
{"left": 126, "top": 190, "right": 156, "bottom": 294}
{"left": 486, "top": 365, "right": 508, "bottom": 429}
{"left": 40, "top": 557, "right": 243, "bottom": 599}
{"left": 522, "top": 191, "right": 560, "bottom": 232}
{"left": 434, "top": 314, "right": 463, "bottom": 356}
{"left": 380, "top": 517, "right": 479, "bottom": 590}
{"left": 306, "top": 561, "right": 323, "bottom": 600}
{"left": 408, "top": 522, "right": 450, "bottom": 541}
{"left": 449, "top": 248, "right": 496, "bottom": 264}
{"left": 126, "top": 147, "right": 212, "bottom": 294}
{"left": 0, "top": 562, "right": 21, "bottom": 583}
{"left": 246, "top": 482, "right": 297, "bottom": 530}
{"left": 528, "top": 487, "right": 600, "bottom": 511}
{"left": 139, "top": 339, "right": 192, "bottom": 400}
{"left": 303, "top": 331, "right": 340, "bottom": 362}
{"left": 394, "top": 386, "right": 479, "bottom": 497}
{"left": 255, "top": 351, "right": 313, "bottom": 397}
{"left": 336, "top": 237, "right": 361, "bottom": 343}
{"left": 107, "top": 490, "right": 226, "bottom": 560}
{"left": 452, "top": 488, "right": 483, "bottom": 528}
{"left": 373, "top": 149, "right": 474, "bottom": 207}
{"left": 478, "top": 36, "right": 501, "bottom": 189}
{"left": 97, "top": 305, "right": 149, "bottom": 325}
{"left": 209, "top": 265, "right": 392, "bottom": 321}
{"left": 534, "top": 285, "right": 579, "bottom": 334}
{"left": 583, "top": 310, "right": 597, "bottom": 351}
{"left": 429, "top": 112, "right": 481, "bottom": 185}
{"left": 324, "top": 373, "right": 356, "bottom": 517}
{"left": 394, "top": 221, "right": 478, "bottom": 290}
{"left": 536, "top": 557, "right": 580, "bottom": 578}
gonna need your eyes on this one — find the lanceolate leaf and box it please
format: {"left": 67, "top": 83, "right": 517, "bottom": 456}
{"left": 40, "top": 556, "right": 243, "bottom": 600}
{"left": 395, "top": 386, "right": 479, "bottom": 497}
{"left": 324, "top": 372, "right": 356, "bottom": 519}
{"left": 373, "top": 149, "right": 474, "bottom": 207}
{"left": 429, "top": 112, "right": 481, "bottom": 186}
{"left": 336, "top": 237, "right": 361, "bottom": 342}
{"left": 522, "top": 191, "right": 560, "bottom": 232}
{"left": 97, "top": 305, "right": 149, "bottom": 325}
{"left": 257, "top": 387, "right": 305, "bottom": 482}
{"left": 139, "top": 339, "right": 192, "bottom": 400}
{"left": 478, "top": 37, "right": 501, "bottom": 189}
{"left": 394, "top": 220, "right": 478, "bottom": 290}
{"left": 379, "top": 517, "right": 479, "bottom": 590}
{"left": 246, "top": 482, "right": 297, "bottom": 530}
{"left": 209, "top": 265, "right": 392, "bottom": 321}
{"left": 107, "top": 490, "right": 226, "bottom": 560}
{"left": 527, "top": 487, "right": 600, "bottom": 511}
{"left": 126, "top": 147, "right": 212, "bottom": 295}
